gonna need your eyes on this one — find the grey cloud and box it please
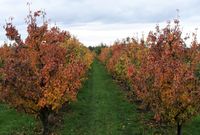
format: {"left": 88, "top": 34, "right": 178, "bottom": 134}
{"left": 0, "top": 0, "right": 200, "bottom": 25}
{"left": 0, "top": 0, "right": 200, "bottom": 46}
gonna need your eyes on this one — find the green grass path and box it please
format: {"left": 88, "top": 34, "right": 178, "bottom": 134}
{"left": 60, "top": 60, "right": 145, "bottom": 135}
{"left": 60, "top": 60, "right": 200, "bottom": 135}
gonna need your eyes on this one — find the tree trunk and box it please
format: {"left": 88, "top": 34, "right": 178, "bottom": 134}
{"left": 177, "top": 121, "right": 182, "bottom": 135}
{"left": 39, "top": 107, "right": 51, "bottom": 135}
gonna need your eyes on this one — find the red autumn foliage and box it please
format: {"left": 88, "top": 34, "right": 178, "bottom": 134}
{"left": 99, "top": 20, "right": 200, "bottom": 135}
{"left": 0, "top": 10, "right": 93, "bottom": 135}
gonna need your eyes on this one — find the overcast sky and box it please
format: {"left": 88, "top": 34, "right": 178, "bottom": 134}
{"left": 0, "top": 0, "right": 200, "bottom": 46}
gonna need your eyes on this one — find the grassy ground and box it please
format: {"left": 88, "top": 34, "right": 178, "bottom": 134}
{"left": 0, "top": 59, "right": 200, "bottom": 135}
{"left": 59, "top": 60, "right": 200, "bottom": 135}
{"left": 0, "top": 104, "right": 36, "bottom": 135}
{"left": 59, "top": 60, "right": 152, "bottom": 135}
{"left": 184, "top": 116, "right": 200, "bottom": 135}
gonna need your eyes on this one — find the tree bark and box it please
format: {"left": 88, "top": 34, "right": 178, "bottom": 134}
{"left": 39, "top": 107, "right": 51, "bottom": 135}
{"left": 177, "top": 121, "right": 182, "bottom": 135}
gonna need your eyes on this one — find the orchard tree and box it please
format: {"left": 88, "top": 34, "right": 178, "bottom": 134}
{"left": 99, "top": 47, "right": 111, "bottom": 64}
{"left": 0, "top": 10, "right": 92, "bottom": 135}
{"left": 128, "top": 20, "right": 200, "bottom": 135}
{"left": 98, "top": 19, "right": 200, "bottom": 135}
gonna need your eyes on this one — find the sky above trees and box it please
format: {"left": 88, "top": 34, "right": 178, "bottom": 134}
{"left": 0, "top": 0, "right": 200, "bottom": 46}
